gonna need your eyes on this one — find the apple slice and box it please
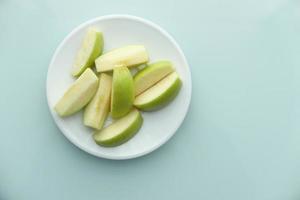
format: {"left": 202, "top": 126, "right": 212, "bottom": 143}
{"left": 134, "top": 60, "right": 174, "bottom": 96}
{"left": 111, "top": 66, "right": 134, "bottom": 118}
{"left": 95, "top": 45, "right": 148, "bottom": 72}
{"left": 83, "top": 73, "right": 112, "bottom": 130}
{"left": 134, "top": 72, "right": 181, "bottom": 111}
{"left": 93, "top": 109, "right": 143, "bottom": 147}
{"left": 54, "top": 68, "right": 98, "bottom": 117}
{"left": 72, "top": 27, "right": 103, "bottom": 76}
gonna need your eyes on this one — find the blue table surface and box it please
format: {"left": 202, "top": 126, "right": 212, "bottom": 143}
{"left": 0, "top": 0, "right": 299, "bottom": 199}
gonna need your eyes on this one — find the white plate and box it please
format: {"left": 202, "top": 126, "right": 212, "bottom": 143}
{"left": 46, "top": 15, "right": 192, "bottom": 160}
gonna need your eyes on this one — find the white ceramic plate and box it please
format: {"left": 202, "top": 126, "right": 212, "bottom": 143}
{"left": 47, "top": 15, "right": 192, "bottom": 160}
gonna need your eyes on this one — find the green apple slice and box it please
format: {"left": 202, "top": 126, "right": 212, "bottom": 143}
{"left": 95, "top": 45, "right": 148, "bottom": 72}
{"left": 72, "top": 27, "right": 103, "bottom": 76}
{"left": 134, "top": 60, "right": 174, "bottom": 96}
{"left": 111, "top": 66, "right": 134, "bottom": 118}
{"left": 134, "top": 72, "right": 181, "bottom": 111}
{"left": 93, "top": 109, "right": 143, "bottom": 147}
{"left": 54, "top": 68, "right": 98, "bottom": 117}
{"left": 83, "top": 73, "right": 112, "bottom": 130}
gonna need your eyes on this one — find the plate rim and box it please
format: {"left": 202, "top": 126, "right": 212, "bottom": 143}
{"left": 46, "top": 14, "right": 192, "bottom": 160}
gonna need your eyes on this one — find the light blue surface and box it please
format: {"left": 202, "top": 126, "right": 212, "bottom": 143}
{"left": 0, "top": 0, "right": 299, "bottom": 199}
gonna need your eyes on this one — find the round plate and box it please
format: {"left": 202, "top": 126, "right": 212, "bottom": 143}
{"left": 47, "top": 15, "right": 192, "bottom": 160}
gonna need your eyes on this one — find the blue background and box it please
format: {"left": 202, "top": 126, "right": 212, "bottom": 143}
{"left": 0, "top": 0, "right": 299, "bottom": 199}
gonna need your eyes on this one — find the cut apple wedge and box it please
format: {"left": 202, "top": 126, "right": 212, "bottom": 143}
{"left": 54, "top": 68, "right": 98, "bottom": 117}
{"left": 93, "top": 109, "right": 143, "bottom": 147}
{"left": 134, "top": 60, "right": 174, "bottom": 96}
{"left": 134, "top": 72, "right": 182, "bottom": 111}
{"left": 111, "top": 66, "right": 134, "bottom": 118}
{"left": 95, "top": 45, "right": 148, "bottom": 72}
{"left": 72, "top": 27, "right": 103, "bottom": 76}
{"left": 83, "top": 73, "right": 112, "bottom": 130}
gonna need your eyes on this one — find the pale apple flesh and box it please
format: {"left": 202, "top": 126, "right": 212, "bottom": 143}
{"left": 111, "top": 66, "right": 134, "bottom": 118}
{"left": 95, "top": 45, "right": 148, "bottom": 72}
{"left": 134, "top": 60, "right": 174, "bottom": 96}
{"left": 54, "top": 68, "right": 99, "bottom": 117}
{"left": 72, "top": 28, "right": 103, "bottom": 77}
{"left": 134, "top": 72, "right": 181, "bottom": 111}
{"left": 83, "top": 73, "right": 112, "bottom": 130}
{"left": 93, "top": 109, "right": 143, "bottom": 147}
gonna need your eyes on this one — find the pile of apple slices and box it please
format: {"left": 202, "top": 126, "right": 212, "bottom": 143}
{"left": 54, "top": 28, "right": 182, "bottom": 147}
